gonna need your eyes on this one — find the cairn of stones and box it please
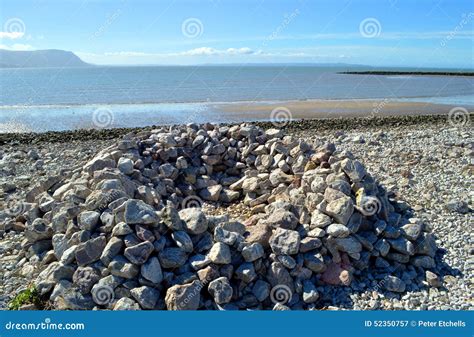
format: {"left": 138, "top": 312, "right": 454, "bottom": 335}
{"left": 16, "top": 123, "right": 437, "bottom": 310}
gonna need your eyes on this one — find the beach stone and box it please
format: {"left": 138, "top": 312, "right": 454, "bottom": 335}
{"left": 165, "top": 280, "right": 202, "bottom": 310}
{"left": 269, "top": 169, "right": 293, "bottom": 185}
{"left": 159, "top": 163, "right": 178, "bottom": 179}
{"left": 117, "top": 157, "right": 134, "bottom": 175}
{"left": 324, "top": 196, "right": 354, "bottom": 225}
{"left": 304, "top": 252, "right": 326, "bottom": 273}
{"left": 241, "top": 243, "right": 264, "bottom": 262}
{"left": 267, "top": 262, "right": 294, "bottom": 292}
{"left": 60, "top": 245, "right": 78, "bottom": 264}
{"left": 277, "top": 255, "right": 297, "bottom": 269}
{"left": 311, "top": 207, "right": 330, "bottom": 225}
{"left": 84, "top": 153, "right": 115, "bottom": 174}
{"left": 334, "top": 236, "right": 362, "bottom": 254}
{"left": 401, "top": 222, "right": 423, "bottom": 241}
{"left": 299, "top": 237, "right": 322, "bottom": 253}
{"left": 415, "top": 233, "right": 437, "bottom": 257}
{"left": 124, "top": 241, "right": 154, "bottom": 265}
{"left": 269, "top": 228, "right": 300, "bottom": 255}
{"left": 208, "top": 243, "right": 231, "bottom": 264}
{"left": 159, "top": 248, "right": 188, "bottom": 268}
{"left": 131, "top": 286, "right": 160, "bottom": 309}
{"left": 265, "top": 209, "right": 298, "bottom": 230}
{"left": 75, "top": 236, "right": 106, "bottom": 266}
{"left": 445, "top": 200, "right": 470, "bottom": 214}
{"left": 78, "top": 211, "right": 100, "bottom": 231}
{"left": 135, "top": 225, "right": 155, "bottom": 242}
{"left": 389, "top": 237, "right": 415, "bottom": 256}
{"left": 114, "top": 297, "right": 141, "bottom": 310}
{"left": 109, "top": 256, "right": 139, "bottom": 279}
{"left": 245, "top": 223, "right": 272, "bottom": 248}
{"left": 384, "top": 275, "right": 406, "bottom": 293}
{"left": 52, "top": 234, "right": 68, "bottom": 259}
{"left": 326, "top": 223, "right": 351, "bottom": 238}
{"left": 189, "top": 254, "right": 211, "bottom": 270}
{"left": 235, "top": 262, "right": 257, "bottom": 283}
{"left": 340, "top": 158, "right": 366, "bottom": 182}
{"left": 374, "top": 238, "right": 390, "bottom": 256}
{"left": 179, "top": 208, "right": 208, "bottom": 235}
{"left": 307, "top": 227, "right": 326, "bottom": 238}
{"left": 302, "top": 280, "right": 319, "bottom": 303}
{"left": 242, "top": 177, "right": 259, "bottom": 192}
{"left": 161, "top": 204, "right": 184, "bottom": 231}
{"left": 208, "top": 277, "right": 233, "bottom": 304}
{"left": 124, "top": 199, "right": 159, "bottom": 225}
{"left": 25, "top": 218, "right": 53, "bottom": 243}
{"left": 411, "top": 255, "right": 435, "bottom": 269}
{"left": 72, "top": 266, "right": 100, "bottom": 294}
{"left": 140, "top": 257, "right": 163, "bottom": 284}
{"left": 251, "top": 280, "right": 270, "bottom": 302}
{"left": 214, "top": 227, "right": 238, "bottom": 245}
{"left": 265, "top": 128, "right": 283, "bottom": 138}
{"left": 426, "top": 271, "right": 441, "bottom": 287}
{"left": 112, "top": 222, "right": 133, "bottom": 236}
{"left": 171, "top": 231, "right": 194, "bottom": 253}
{"left": 199, "top": 185, "right": 222, "bottom": 201}
{"left": 55, "top": 289, "right": 94, "bottom": 310}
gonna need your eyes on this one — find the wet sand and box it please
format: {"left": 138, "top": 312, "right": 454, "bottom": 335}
{"left": 1, "top": 99, "right": 472, "bottom": 134}
{"left": 213, "top": 99, "right": 470, "bottom": 121}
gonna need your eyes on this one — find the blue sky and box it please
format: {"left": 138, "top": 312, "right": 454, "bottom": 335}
{"left": 0, "top": 0, "right": 473, "bottom": 68}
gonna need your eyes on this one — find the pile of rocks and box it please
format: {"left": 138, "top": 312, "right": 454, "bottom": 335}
{"left": 6, "top": 123, "right": 439, "bottom": 310}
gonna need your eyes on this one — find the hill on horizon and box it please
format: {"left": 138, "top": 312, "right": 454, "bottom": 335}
{"left": 0, "top": 49, "right": 90, "bottom": 68}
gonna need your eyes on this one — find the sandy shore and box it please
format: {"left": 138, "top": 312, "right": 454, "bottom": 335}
{"left": 0, "top": 114, "right": 472, "bottom": 310}
{"left": 214, "top": 100, "right": 467, "bottom": 121}
{"left": 1, "top": 99, "right": 472, "bottom": 134}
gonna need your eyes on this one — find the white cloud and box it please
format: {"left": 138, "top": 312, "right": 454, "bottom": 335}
{"left": 0, "top": 31, "right": 24, "bottom": 39}
{"left": 0, "top": 43, "right": 34, "bottom": 51}
{"left": 181, "top": 47, "right": 256, "bottom": 56}
{"left": 80, "top": 47, "right": 259, "bottom": 59}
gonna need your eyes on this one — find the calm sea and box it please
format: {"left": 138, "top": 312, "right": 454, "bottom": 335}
{"left": 0, "top": 66, "right": 473, "bottom": 132}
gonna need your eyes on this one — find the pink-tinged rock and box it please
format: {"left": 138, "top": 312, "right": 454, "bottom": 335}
{"left": 321, "top": 254, "right": 353, "bottom": 286}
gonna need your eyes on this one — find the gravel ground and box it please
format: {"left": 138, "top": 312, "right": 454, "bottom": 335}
{"left": 0, "top": 114, "right": 472, "bottom": 310}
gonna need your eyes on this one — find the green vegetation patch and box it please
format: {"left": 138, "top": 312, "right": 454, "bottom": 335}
{"left": 8, "top": 286, "right": 43, "bottom": 310}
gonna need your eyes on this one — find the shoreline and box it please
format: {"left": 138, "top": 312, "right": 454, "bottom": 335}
{"left": 1, "top": 98, "right": 473, "bottom": 134}
{"left": 340, "top": 71, "right": 474, "bottom": 76}
{"left": 0, "top": 113, "right": 470, "bottom": 145}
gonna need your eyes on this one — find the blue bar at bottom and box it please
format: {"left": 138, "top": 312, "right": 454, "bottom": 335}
{"left": 0, "top": 311, "right": 472, "bottom": 337}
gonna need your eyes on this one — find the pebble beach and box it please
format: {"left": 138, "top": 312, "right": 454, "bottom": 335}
{"left": 0, "top": 114, "right": 472, "bottom": 311}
